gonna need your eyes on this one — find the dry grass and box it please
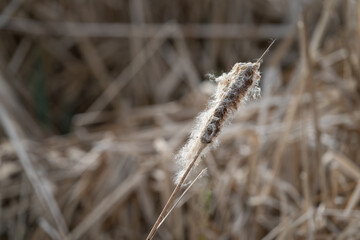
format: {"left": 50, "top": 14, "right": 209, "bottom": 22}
{"left": 0, "top": 0, "right": 360, "bottom": 239}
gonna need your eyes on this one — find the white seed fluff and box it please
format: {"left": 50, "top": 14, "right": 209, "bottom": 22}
{"left": 174, "top": 62, "right": 262, "bottom": 185}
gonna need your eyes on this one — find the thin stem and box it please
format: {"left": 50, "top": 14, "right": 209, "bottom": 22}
{"left": 256, "top": 39, "right": 276, "bottom": 64}
{"left": 146, "top": 144, "right": 206, "bottom": 240}
{"left": 158, "top": 168, "right": 208, "bottom": 229}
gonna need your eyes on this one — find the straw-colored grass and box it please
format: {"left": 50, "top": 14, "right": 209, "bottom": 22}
{"left": 0, "top": 0, "right": 359, "bottom": 239}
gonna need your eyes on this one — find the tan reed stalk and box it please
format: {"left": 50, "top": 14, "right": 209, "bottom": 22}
{"left": 146, "top": 40, "right": 275, "bottom": 240}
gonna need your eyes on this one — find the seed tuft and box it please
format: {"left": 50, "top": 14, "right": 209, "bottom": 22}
{"left": 174, "top": 62, "right": 262, "bottom": 185}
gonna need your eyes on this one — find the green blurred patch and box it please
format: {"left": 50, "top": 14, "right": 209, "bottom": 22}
{"left": 31, "top": 50, "right": 50, "bottom": 129}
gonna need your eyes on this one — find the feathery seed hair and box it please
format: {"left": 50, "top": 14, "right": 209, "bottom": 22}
{"left": 174, "top": 62, "right": 261, "bottom": 184}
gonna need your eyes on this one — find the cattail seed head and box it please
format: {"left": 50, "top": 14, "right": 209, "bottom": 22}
{"left": 174, "top": 61, "right": 262, "bottom": 185}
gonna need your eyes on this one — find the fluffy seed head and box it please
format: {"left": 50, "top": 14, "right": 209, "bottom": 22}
{"left": 174, "top": 61, "right": 262, "bottom": 185}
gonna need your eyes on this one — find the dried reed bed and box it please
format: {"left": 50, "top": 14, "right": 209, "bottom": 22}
{"left": 0, "top": 0, "right": 360, "bottom": 239}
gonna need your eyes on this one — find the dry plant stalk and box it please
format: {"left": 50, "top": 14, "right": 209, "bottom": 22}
{"left": 146, "top": 41, "right": 275, "bottom": 240}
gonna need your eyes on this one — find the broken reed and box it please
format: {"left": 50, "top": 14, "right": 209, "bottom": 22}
{"left": 146, "top": 41, "right": 274, "bottom": 240}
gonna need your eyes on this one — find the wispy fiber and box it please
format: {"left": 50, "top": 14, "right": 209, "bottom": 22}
{"left": 174, "top": 62, "right": 261, "bottom": 184}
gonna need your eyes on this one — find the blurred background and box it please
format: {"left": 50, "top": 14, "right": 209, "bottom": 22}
{"left": 0, "top": 0, "right": 359, "bottom": 239}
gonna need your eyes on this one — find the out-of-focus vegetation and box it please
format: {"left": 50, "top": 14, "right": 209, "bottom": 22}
{"left": 0, "top": 0, "right": 359, "bottom": 239}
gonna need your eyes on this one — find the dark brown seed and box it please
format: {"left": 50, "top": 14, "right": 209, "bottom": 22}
{"left": 200, "top": 65, "right": 254, "bottom": 144}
